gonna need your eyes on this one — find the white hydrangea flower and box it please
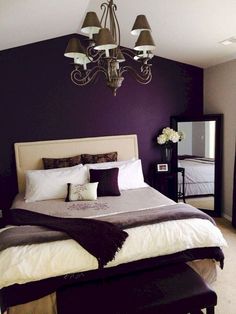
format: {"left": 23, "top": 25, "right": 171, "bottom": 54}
{"left": 157, "top": 134, "right": 167, "bottom": 144}
{"left": 169, "top": 131, "right": 180, "bottom": 143}
{"left": 162, "top": 127, "right": 172, "bottom": 136}
{"left": 157, "top": 127, "right": 185, "bottom": 145}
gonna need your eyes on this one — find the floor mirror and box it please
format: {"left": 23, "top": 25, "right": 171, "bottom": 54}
{"left": 171, "top": 114, "right": 223, "bottom": 216}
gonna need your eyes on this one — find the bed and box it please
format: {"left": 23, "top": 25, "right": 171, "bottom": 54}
{"left": 0, "top": 135, "right": 226, "bottom": 314}
{"left": 178, "top": 156, "right": 215, "bottom": 197}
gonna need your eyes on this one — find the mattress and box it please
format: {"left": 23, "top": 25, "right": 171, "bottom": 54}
{"left": 0, "top": 186, "right": 226, "bottom": 290}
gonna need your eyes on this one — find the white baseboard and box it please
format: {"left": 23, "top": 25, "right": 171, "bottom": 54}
{"left": 222, "top": 213, "right": 232, "bottom": 222}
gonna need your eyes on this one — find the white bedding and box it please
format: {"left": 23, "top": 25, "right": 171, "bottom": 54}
{"left": 0, "top": 187, "right": 226, "bottom": 289}
{"left": 178, "top": 159, "right": 215, "bottom": 196}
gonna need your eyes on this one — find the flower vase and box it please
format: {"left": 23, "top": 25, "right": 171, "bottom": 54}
{"left": 161, "top": 145, "right": 172, "bottom": 164}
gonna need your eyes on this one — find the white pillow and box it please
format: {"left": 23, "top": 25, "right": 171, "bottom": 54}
{"left": 67, "top": 182, "right": 98, "bottom": 201}
{"left": 25, "top": 165, "right": 88, "bottom": 202}
{"left": 86, "top": 159, "right": 135, "bottom": 170}
{"left": 86, "top": 159, "right": 147, "bottom": 190}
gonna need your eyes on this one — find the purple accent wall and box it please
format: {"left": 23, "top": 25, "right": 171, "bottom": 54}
{"left": 0, "top": 35, "right": 203, "bottom": 208}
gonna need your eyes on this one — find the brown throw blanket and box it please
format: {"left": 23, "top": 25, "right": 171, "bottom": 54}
{"left": 2, "top": 209, "right": 128, "bottom": 269}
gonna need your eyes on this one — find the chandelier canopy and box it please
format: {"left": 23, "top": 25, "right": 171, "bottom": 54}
{"left": 64, "top": 0, "right": 156, "bottom": 96}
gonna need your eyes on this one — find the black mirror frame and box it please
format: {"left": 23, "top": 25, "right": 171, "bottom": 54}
{"left": 171, "top": 114, "right": 223, "bottom": 217}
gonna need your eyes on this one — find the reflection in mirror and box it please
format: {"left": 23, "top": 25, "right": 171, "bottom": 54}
{"left": 177, "top": 121, "right": 216, "bottom": 211}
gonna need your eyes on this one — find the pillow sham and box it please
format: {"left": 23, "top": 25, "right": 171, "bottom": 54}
{"left": 42, "top": 155, "right": 82, "bottom": 169}
{"left": 66, "top": 182, "right": 98, "bottom": 202}
{"left": 89, "top": 168, "right": 120, "bottom": 196}
{"left": 86, "top": 159, "right": 135, "bottom": 170}
{"left": 87, "top": 159, "right": 147, "bottom": 190}
{"left": 81, "top": 152, "right": 117, "bottom": 164}
{"left": 25, "top": 165, "right": 88, "bottom": 202}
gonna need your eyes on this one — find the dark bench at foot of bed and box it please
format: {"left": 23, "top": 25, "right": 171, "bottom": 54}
{"left": 57, "top": 263, "right": 217, "bottom": 314}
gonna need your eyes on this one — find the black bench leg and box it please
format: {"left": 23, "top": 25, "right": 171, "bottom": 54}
{"left": 206, "top": 306, "right": 215, "bottom": 314}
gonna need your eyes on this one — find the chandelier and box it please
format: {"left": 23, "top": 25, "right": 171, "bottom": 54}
{"left": 64, "top": 0, "right": 156, "bottom": 96}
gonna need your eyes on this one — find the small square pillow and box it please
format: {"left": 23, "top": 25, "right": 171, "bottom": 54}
{"left": 81, "top": 152, "right": 117, "bottom": 164}
{"left": 43, "top": 155, "right": 82, "bottom": 169}
{"left": 66, "top": 182, "right": 98, "bottom": 202}
{"left": 89, "top": 168, "right": 120, "bottom": 197}
{"left": 87, "top": 159, "right": 147, "bottom": 190}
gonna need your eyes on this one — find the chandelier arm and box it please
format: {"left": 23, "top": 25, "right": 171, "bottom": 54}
{"left": 86, "top": 47, "right": 106, "bottom": 63}
{"left": 112, "top": 3, "right": 120, "bottom": 46}
{"left": 110, "top": 4, "right": 116, "bottom": 43}
{"left": 100, "top": 2, "right": 108, "bottom": 25}
{"left": 71, "top": 66, "right": 108, "bottom": 86}
{"left": 120, "top": 48, "right": 137, "bottom": 60}
{"left": 97, "top": 55, "right": 110, "bottom": 68}
{"left": 100, "top": 2, "right": 109, "bottom": 27}
{"left": 121, "top": 48, "right": 154, "bottom": 62}
{"left": 121, "top": 61, "right": 152, "bottom": 75}
{"left": 120, "top": 65, "right": 152, "bottom": 85}
{"left": 86, "top": 46, "right": 100, "bottom": 62}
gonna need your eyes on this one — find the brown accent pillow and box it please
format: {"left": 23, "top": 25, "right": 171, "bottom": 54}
{"left": 89, "top": 168, "right": 120, "bottom": 196}
{"left": 43, "top": 155, "right": 82, "bottom": 169}
{"left": 81, "top": 152, "right": 118, "bottom": 164}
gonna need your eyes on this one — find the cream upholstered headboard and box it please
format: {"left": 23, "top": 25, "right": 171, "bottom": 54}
{"left": 14, "top": 134, "right": 138, "bottom": 193}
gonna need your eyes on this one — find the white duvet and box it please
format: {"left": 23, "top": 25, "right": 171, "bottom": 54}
{"left": 0, "top": 188, "right": 227, "bottom": 289}
{"left": 0, "top": 218, "right": 226, "bottom": 289}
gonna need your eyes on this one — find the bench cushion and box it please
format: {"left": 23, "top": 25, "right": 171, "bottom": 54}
{"left": 57, "top": 263, "right": 217, "bottom": 314}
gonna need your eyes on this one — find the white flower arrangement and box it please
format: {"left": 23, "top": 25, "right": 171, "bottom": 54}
{"left": 157, "top": 127, "right": 185, "bottom": 145}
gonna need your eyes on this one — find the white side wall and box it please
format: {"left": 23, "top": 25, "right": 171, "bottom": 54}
{"left": 204, "top": 60, "right": 236, "bottom": 218}
{"left": 192, "top": 121, "right": 206, "bottom": 157}
{"left": 178, "top": 122, "right": 192, "bottom": 155}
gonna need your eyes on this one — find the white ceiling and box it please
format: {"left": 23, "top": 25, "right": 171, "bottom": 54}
{"left": 1, "top": 0, "right": 236, "bottom": 68}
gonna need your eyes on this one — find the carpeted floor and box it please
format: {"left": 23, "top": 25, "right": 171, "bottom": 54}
{"left": 185, "top": 196, "right": 214, "bottom": 211}
{"left": 211, "top": 218, "right": 236, "bottom": 314}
